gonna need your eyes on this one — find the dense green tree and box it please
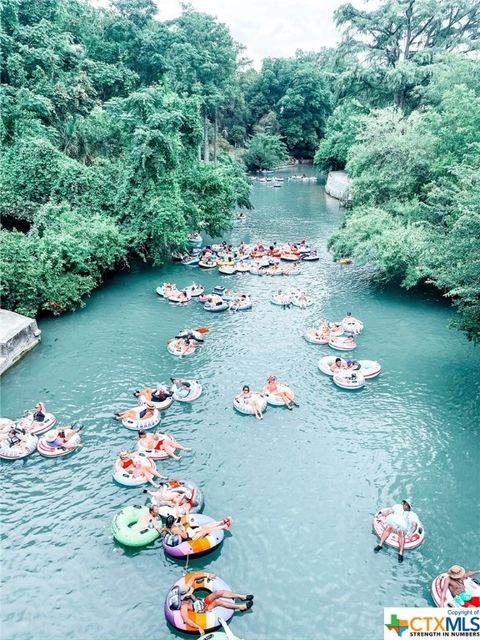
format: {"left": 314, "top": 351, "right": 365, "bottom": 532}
{"left": 314, "top": 99, "right": 369, "bottom": 170}
{"left": 0, "top": 0, "right": 249, "bottom": 318}
{"left": 243, "top": 133, "right": 288, "bottom": 171}
{"left": 335, "top": 0, "right": 480, "bottom": 109}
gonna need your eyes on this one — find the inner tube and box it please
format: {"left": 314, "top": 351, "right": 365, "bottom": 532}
{"left": 136, "top": 388, "right": 174, "bottom": 411}
{"left": 303, "top": 329, "right": 329, "bottom": 344}
{"left": 120, "top": 405, "right": 161, "bottom": 431}
{"left": 199, "top": 260, "right": 217, "bottom": 269}
{"left": 333, "top": 370, "right": 365, "bottom": 390}
{"left": 150, "top": 480, "right": 204, "bottom": 515}
{"left": 218, "top": 266, "right": 236, "bottom": 275}
{"left": 328, "top": 336, "right": 357, "bottom": 351}
{"left": 213, "top": 286, "right": 225, "bottom": 295}
{"left": 357, "top": 360, "right": 382, "bottom": 379}
{"left": 338, "top": 258, "right": 352, "bottom": 265}
{"left": 182, "top": 256, "right": 200, "bottom": 266}
{"left": 342, "top": 317, "right": 364, "bottom": 334}
{"left": 37, "top": 431, "right": 81, "bottom": 457}
{"left": 203, "top": 301, "right": 229, "bottom": 313}
{"left": 303, "top": 253, "right": 319, "bottom": 261}
{"left": 328, "top": 323, "right": 344, "bottom": 337}
{"left": 112, "top": 505, "right": 160, "bottom": 547}
{"left": 229, "top": 299, "right": 252, "bottom": 312}
{"left": 222, "top": 290, "right": 235, "bottom": 301}
{"left": 185, "top": 284, "right": 204, "bottom": 297}
{"left": 318, "top": 356, "right": 347, "bottom": 376}
{"left": 156, "top": 284, "right": 177, "bottom": 297}
{"left": 164, "top": 572, "right": 234, "bottom": 633}
{"left": 263, "top": 383, "right": 294, "bottom": 406}
{"left": 167, "top": 339, "right": 196, "bottom": 357}
{"left": 166, "top": 290, "right": 191, "bottom": 304}
{"left": 233, "top": 392, "right": 267, "bottom": 416}
{"left": 0, "top": 433, "right": 38, "bottom": 460}
{"left": 373, "top": 510, "right": 425, "bottom": 550}
{"left": 188, "top": 234, "right": 203, "bottom": 248}
{"left": 291, "top": 295, "right": 313, "bottom": 308}
{"left": 431, "top": 574, "right": 480, "bottom": 608}
{"left": 162, "top": 514, "right": 226, "bottom": 559}
{"left": 171, "top": 381, "right": 202, "bottom": 403}
{"left": 281, "top": 253, "right": 300, "bottom": 261}
{"left": 235, "top": 262, "right": 251, "bottom": 273}
{"left": 113, "top": 452, "right": 156, "bottom": 486}
{"left": 17, "top": 412, "right": 57, "bottom": 435}
{"left": 137, "top": 433, "right": 177, "bottom": 459}
{"left": 271, "top": 293, "right": 291, "bottom": 306}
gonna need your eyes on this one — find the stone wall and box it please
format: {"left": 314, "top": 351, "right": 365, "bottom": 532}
{"left": 325, "top": 170, "right": 352, "bottom": 203}
{"left": 0, "top": 309, "right": 41, "bottom": 375}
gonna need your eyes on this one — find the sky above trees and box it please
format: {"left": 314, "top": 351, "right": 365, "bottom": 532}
{"left": 93, "top": 0, "right": 359, "bottom": 67}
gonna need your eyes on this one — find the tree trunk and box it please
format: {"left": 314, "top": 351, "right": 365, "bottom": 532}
{"left": 395, "top": 89, "right": 406, "bottom": 111}
{"left": 213, "top": 107, "right": 218, "bottom": 165}
{"left": 203, "top": 109, "right": 209, "bottom": 164}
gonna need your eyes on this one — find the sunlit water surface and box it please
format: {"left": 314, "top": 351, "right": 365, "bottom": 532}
{"left": 1, "top": 168, "right": 479, "bottom": 640}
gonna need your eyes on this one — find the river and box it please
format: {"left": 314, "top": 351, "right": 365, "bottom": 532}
{"left": 1, "top": 167, "right": 479, "bottom": 640}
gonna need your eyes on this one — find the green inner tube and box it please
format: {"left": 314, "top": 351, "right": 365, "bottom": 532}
{"left": 111, "top": 505, "right": 160, "bottom": 547}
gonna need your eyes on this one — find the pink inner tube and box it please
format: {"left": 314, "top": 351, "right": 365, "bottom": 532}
{"left": 372, "top": 511, "right": 425, "bottom": 550}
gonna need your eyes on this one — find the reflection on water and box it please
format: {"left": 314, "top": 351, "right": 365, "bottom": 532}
{"left": 1, "top": 168, "right": 479, "bottom": 640}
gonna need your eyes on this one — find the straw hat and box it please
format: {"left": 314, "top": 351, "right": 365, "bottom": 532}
{"left": 448, "top": 565, "right": 465, "bottom": 579}
{"left": 180, "top": 584, "right": 194, "bottom": 599}
{"left": 45, "top": 429, "right": 58, "bottom": 442}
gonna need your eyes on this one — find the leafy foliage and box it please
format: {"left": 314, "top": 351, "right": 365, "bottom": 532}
{"left": 0, "top": 0, "right": 249, "bottom": 317}
{"left": 243, "top": 133, "right": 288, "bottom": 171}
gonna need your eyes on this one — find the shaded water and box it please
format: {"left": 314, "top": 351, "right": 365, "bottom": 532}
{"left": 1, "top": 168, "right": 479, "bottom": 640}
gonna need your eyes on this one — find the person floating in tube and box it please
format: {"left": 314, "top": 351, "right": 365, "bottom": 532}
{"left": 374, "top": 499, "right": 418, "bottom": 563}
{"left": 440, "top": 565, "right": 480, "bottom": 607}
{"left": 179, "top": 572, "right": 253, "bottom": 636}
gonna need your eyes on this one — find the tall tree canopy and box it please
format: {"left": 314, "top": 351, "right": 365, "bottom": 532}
{"left": 0, "top": 0, "right": 249, "bottom": 317}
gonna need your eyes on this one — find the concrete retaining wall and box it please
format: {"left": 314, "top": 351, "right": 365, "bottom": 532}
{"left": 0, "top": 309, "right": 41, "bottom": 375}
{"left": 325, "top": 170, "right": 352, "bottom": 203}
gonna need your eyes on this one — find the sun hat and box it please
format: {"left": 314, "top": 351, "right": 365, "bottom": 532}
{"left": 402, "top": 499, "right": 412, "bottom": 509}
{"left": 119, "top": 450, "right": 130, "bottom": 458}
{"left": 180, "top": 584, "right": 194, "bottom": 598}
{"left": 45, "top": 429, "right": 58, "bottom": 442}
{"left": 448, "top": 565, "right": 465, "bottom": 579}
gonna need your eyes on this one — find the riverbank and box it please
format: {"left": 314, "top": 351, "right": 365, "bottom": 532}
{"left": 0, "top": 309, "right": 41, "bottom": 375}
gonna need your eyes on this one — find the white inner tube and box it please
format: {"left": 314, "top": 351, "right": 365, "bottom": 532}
{"left": 171, "top": 381, "right": 202, "bottom": 402}
{"left": 318, "top": 356, "right": 347, "bottom": 376}
{"left": 233, "top": 393, "right": 267, "bottom": 415}
{"left": 0, "top": 432, "right": 38, "bottom": 459}
{"left": 121, "top": 405, "right": 160, "bottom": 430}
{"left": 263, "top": 383, "right": 294, "bottom": 406}
{"left": 167, "top": 340, "right": 196, "bottom": 356}
{"left": 333, "top": 370, "right": 365, "bottom": 389}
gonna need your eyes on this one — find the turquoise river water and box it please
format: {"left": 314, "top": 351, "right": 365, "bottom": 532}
{"left": 1, "top": 168, "right": 479, "bottom": 640}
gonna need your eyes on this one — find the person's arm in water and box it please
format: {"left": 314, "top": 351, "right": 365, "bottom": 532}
{"left": 465, "top": 569, "right": 480, "bottom": 578}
